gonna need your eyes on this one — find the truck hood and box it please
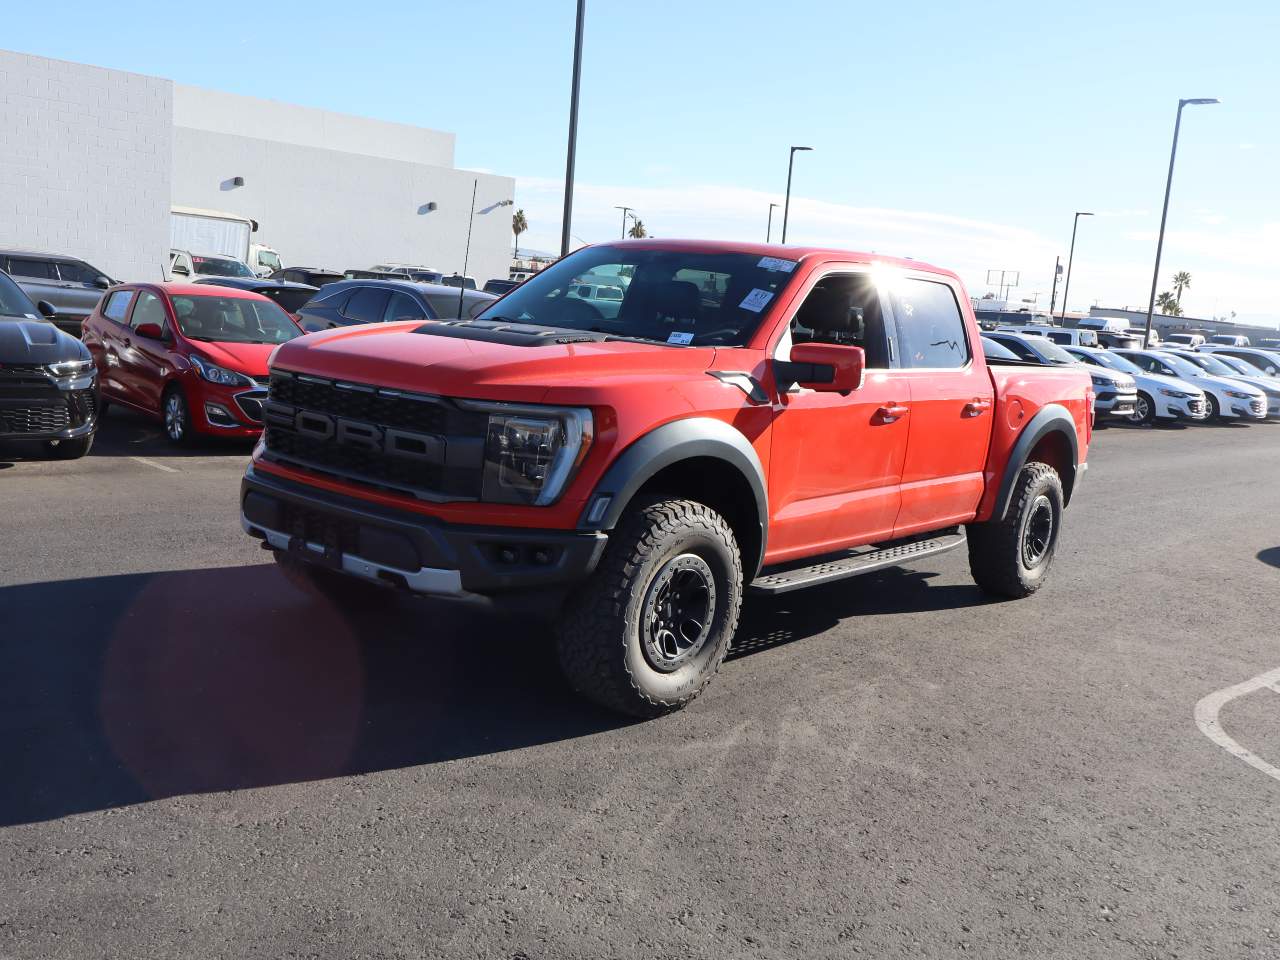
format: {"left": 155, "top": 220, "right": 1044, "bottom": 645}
{"left": 0, "top": 317, "right": 90, "bottom": 364}
{"left": 187, "top": 340, "right": 278, "bottom": 378}
{"left": 268, "top": 321, "right": 717, "bottom": 400}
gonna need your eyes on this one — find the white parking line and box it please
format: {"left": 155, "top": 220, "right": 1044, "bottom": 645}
{"left": 1194, "top": 667, "right": 1280, "bottom": 783}
{"left": 130, "top": 456, "right": 178, "bottom": 474}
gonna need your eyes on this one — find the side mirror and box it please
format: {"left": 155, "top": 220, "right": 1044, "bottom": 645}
{"left": 171, "top": 264, "right": 190, "bottom": 277}
{"left": 775, "top": 343, "right": 865, "bottom": 394}
{"left": 134, "top": 322, "right": 165, "bottom": 341}
{"left": 36, "top": 300, "right": 56, "bottom": 318}
{"left": 94, "top": 276, "right": 111, "bottom": 289}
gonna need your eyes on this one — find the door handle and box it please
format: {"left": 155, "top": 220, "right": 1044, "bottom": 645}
{"left": 963, "top": 398, "right": 992, "bottom": 417}
{"left": 876, "top": 403, "right": 909, "bottom": 424}
{"left": 122, "top": 337, "right": 131, "bottom": 347}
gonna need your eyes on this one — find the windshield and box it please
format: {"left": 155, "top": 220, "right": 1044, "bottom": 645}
{"left": 170, "top": 294, "right": 302, "bottom": 344}
{"left": 0, "top": 271, "right": 39, "bottom": 317}
{"left": 1182, "top": 352, "right": 1238, "bottom": 376}
{"left": 1152, "top": 353, "right": 1203, "bottom": 378}
{"left": 1211, "top": 354, "right": 1256, "bottom": 375}
{"left": 258, "top": 251, "right": 281, "bottom": 272}
{"left": 192, "top": 255, "right": 255, "bottom": 278}
{"left": 1080, "top": 350, "right": 1142, "bottom": 375}
{"left": 1027, "top": 337, "right": 1080, "bottom": 365}
{"left": 475, "top": 245, "right": 800, "bottom": 346}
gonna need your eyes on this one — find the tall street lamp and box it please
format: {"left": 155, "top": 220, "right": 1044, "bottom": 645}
{"left": 560, "top": 0, "right": 587, "bottom": 258}
{"left": 766, "top": 202, "right": 779, "bottom": 243}
{"left": 1143, "top": 97, "right": 1220, "bottom": 346}
{"left": 781, "top": 146, "right": 812, "bottom": 244}
{"left": 1058, "top": 211, "right": 1093, "bottom": 322}
{"left": 615, "top": 205, "right": 633, "bottom": 239}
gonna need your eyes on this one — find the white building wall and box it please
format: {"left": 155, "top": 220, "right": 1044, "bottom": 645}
{"left": 172, "top": 127, "right": 515, "bottom": 288}
{"left": 0, "top": 50, "right": 172, "bottom": 282}
{"left": 173, "top": 85, "right": 455, "bottom": 168}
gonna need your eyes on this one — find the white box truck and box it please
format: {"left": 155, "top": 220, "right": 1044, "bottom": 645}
{"left": 169, "top": 207, "right": 281, "bottom": 279}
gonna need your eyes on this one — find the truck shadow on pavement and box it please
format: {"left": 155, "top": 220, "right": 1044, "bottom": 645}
{"left": 0, "top": 561, "right": 989, "bottom": 827}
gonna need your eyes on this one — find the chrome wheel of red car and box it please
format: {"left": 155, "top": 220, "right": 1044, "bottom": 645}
{"left": 164, "top": 389, "right": 189, "bottom": 443}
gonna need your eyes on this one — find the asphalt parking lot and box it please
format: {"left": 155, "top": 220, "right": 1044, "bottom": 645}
{"left": 3, "top": 410, "right": 1280, "bottom": 959}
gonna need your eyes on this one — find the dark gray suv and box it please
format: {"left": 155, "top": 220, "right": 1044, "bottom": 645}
{"left": 0, "top": 250, "right": 114, "bottom": 337}
{"left": 295, "top": 279, "right": 496, "bottom": 333}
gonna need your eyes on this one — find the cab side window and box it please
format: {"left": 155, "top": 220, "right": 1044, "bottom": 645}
{"left": 891, "top": 279, "right": 970, "bottom": 368}
{"left": 783, "top": 273, "right": 891, "bottom": 368}
{"left": 342, "top": 287, "right": 390, "bottom": 324}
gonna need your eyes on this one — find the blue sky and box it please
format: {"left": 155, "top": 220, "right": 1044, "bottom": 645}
{"left": 7, "top": 0, "right": 1279, "bottom": 323}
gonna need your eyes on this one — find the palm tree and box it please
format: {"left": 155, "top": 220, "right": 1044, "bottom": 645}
{"left": 628, "top": 219, "right": 647, "bottom": 239}
{"left": 1155, "top": 291, "right": 1182, "bottom": 316}
{"left": 512, "top": 208, "right": 528, "bottom": 257}
{"left": 1172, "top": 271, "right": 1192, "bottom": 306}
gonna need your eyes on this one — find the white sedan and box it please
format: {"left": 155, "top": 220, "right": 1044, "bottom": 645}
{"left": 1115, "top": 349, "right": 1268, "bottom": 422}
{"left": 1064, "top": 346, "right": 1206, "bottom": 425}
{"left": 1167, "top": 350, "right": 1280, "bottom": 418}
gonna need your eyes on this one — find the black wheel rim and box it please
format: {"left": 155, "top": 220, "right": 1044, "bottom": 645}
{"left": 1022, "top": 495, "right": 1055, "bottom": 568}
{"left": 641, "top": 553, "right": 716, "bottom": 673}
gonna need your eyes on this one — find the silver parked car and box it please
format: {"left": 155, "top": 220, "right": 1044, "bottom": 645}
{"left": 0, "top": 249, "right": 114, "bottom": 337}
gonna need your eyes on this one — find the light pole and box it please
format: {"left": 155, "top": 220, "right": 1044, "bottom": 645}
{"left": 781, "top": 146, "right": 812, "bottom": 244}
{"left": 1058, "top": 211, "right": 1093, "bottom": 322}
{"left": 1143, "top": 97, "right": 1219, "bottom": 346}
{"left": 560, "top": 0, "right": 586, "bottom": 258}
{"left": 1048, "top": 256, "right": 1062, "bottom": 316}
{"left": 766, "top": 203, "right": 779, "bottom": 243}
{"left": 615, "top": 206, "right": 633, "bottom": 239}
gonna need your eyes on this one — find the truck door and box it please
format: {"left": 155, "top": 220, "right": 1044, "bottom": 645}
{"left": 884, "top": 276, "right": 994, "bottom": 534}
{"left": 767, "top": 270, "right": 911, "bottom": 561}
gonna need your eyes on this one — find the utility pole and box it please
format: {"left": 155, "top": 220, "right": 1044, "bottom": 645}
{"left": 614, "top": 206, "right": 633, "bottom": 240}
{"left": 1048, "top": 256, "right": 1062, "bottom": 316}
{"left": 559, "top": 0, "right": 586, "bottom": 257}
{"left": 766, "top": 203, "right": 779, "bottom": 243}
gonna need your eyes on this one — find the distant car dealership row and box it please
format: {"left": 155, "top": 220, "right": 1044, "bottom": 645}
{"left": 0, "top": 48, "right": 514, "bottom": 299}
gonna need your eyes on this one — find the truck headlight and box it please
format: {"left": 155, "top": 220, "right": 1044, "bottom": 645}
{"left": 190, "top": 354, "right": 252, "bottom": 387}
{"left": 1158, "top": 388, "right": 1189, "bottom": 398}
{"left": 46, "top": 357, "right": 95, "bottom": 377}
{"left": 460, "top": 402, "right": 593, "bottom": 505}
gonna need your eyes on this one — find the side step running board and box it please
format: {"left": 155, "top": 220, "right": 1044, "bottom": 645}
{"left": 749, "top": 530, "right": 967, "bottom": 596}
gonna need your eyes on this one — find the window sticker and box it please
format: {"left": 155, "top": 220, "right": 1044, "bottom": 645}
{"left": 739, "top": 289, "right": 775, "bottom": 313}
{"left": 757, "top": 257, "right": 797, "bottom": 273}
{"left": 666, "top": 331, "right": 695, "bottom": 345}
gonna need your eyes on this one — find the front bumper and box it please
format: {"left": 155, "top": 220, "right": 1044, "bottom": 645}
{"left": 1158, "top": 395, "right": 1208, "bottom": 420}
{"left": 1095, "top": 391, "right": 1138, "bottom": 418}
{"left": 240, "top": 465, "right": 608, "bottom": 596}
{"left": 1229, "top": 397, "right": 1268, "bottom": 420}
{"left": 0, "top": 370, "right": 98, "bottom": 440}
{"left": 191, "top": 378, "right": 268, "bottom": 437}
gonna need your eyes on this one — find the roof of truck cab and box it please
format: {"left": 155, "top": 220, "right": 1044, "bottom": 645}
{"left": 599, "top": 238, "right": 957, "bottom": 279}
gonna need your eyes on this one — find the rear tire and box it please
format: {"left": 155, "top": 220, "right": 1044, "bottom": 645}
{"left": 43, "top": 435, "right": 94, "bottom": 460}
{"left": 967, "top": 461, "right": 1063, "bottom": 599}
{"left": 1130, "top": 391, "right": 1155, "bottom": 426}
{"left": 555, "top": 497, "right": 743, "bottom": 718}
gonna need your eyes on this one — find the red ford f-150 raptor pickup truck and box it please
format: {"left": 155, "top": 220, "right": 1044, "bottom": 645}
{"left": 240, "top": 240, "right": 1092, "bottom": 716}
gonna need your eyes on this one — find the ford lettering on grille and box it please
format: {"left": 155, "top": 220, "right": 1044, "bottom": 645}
{"left": 291, "top": 410, "right": 445, "bottom": 463}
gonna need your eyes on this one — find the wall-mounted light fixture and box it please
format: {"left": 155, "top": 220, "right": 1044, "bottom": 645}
{"left": 231, "top": 176, "right": 245, "bottom": 187}
{"left": 417, "top": 201, "right": 439, "bottom": 215}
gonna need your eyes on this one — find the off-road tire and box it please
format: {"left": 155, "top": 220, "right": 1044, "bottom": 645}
{"left": 43, "top": 435, "right": 94, "bottom": 459}
{"left": 967, "top": 461, "right": 1064, "bottom": 599}
{"left": 273, "top": 550, "right": 393, "bottom": 610}
{"left": 555, "top": 497, "right": 743, "bottom": 718}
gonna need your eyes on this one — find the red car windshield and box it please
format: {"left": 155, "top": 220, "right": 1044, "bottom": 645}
{"left": 170, "top": 295, "right": 302, "bottom": 344}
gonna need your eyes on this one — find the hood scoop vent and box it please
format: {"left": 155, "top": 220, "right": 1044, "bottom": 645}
{"left": 412, "top": 319, "right": 606, "bottom": 347}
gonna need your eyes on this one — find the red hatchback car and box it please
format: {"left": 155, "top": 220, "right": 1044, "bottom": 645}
{"left": 82, "top": 283, "right": 303, "bottom": 442}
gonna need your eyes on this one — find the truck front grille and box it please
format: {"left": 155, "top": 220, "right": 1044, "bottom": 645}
{"left": 261, "top": 371, "right": 487, "bottom": 500}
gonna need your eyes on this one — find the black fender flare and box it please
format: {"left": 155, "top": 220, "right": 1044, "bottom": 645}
{"left": 995, "top": 403, "right": 1079, "bottom": 519}
{"left": 577, "top": 417, "right": 768, "bottom": 576}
